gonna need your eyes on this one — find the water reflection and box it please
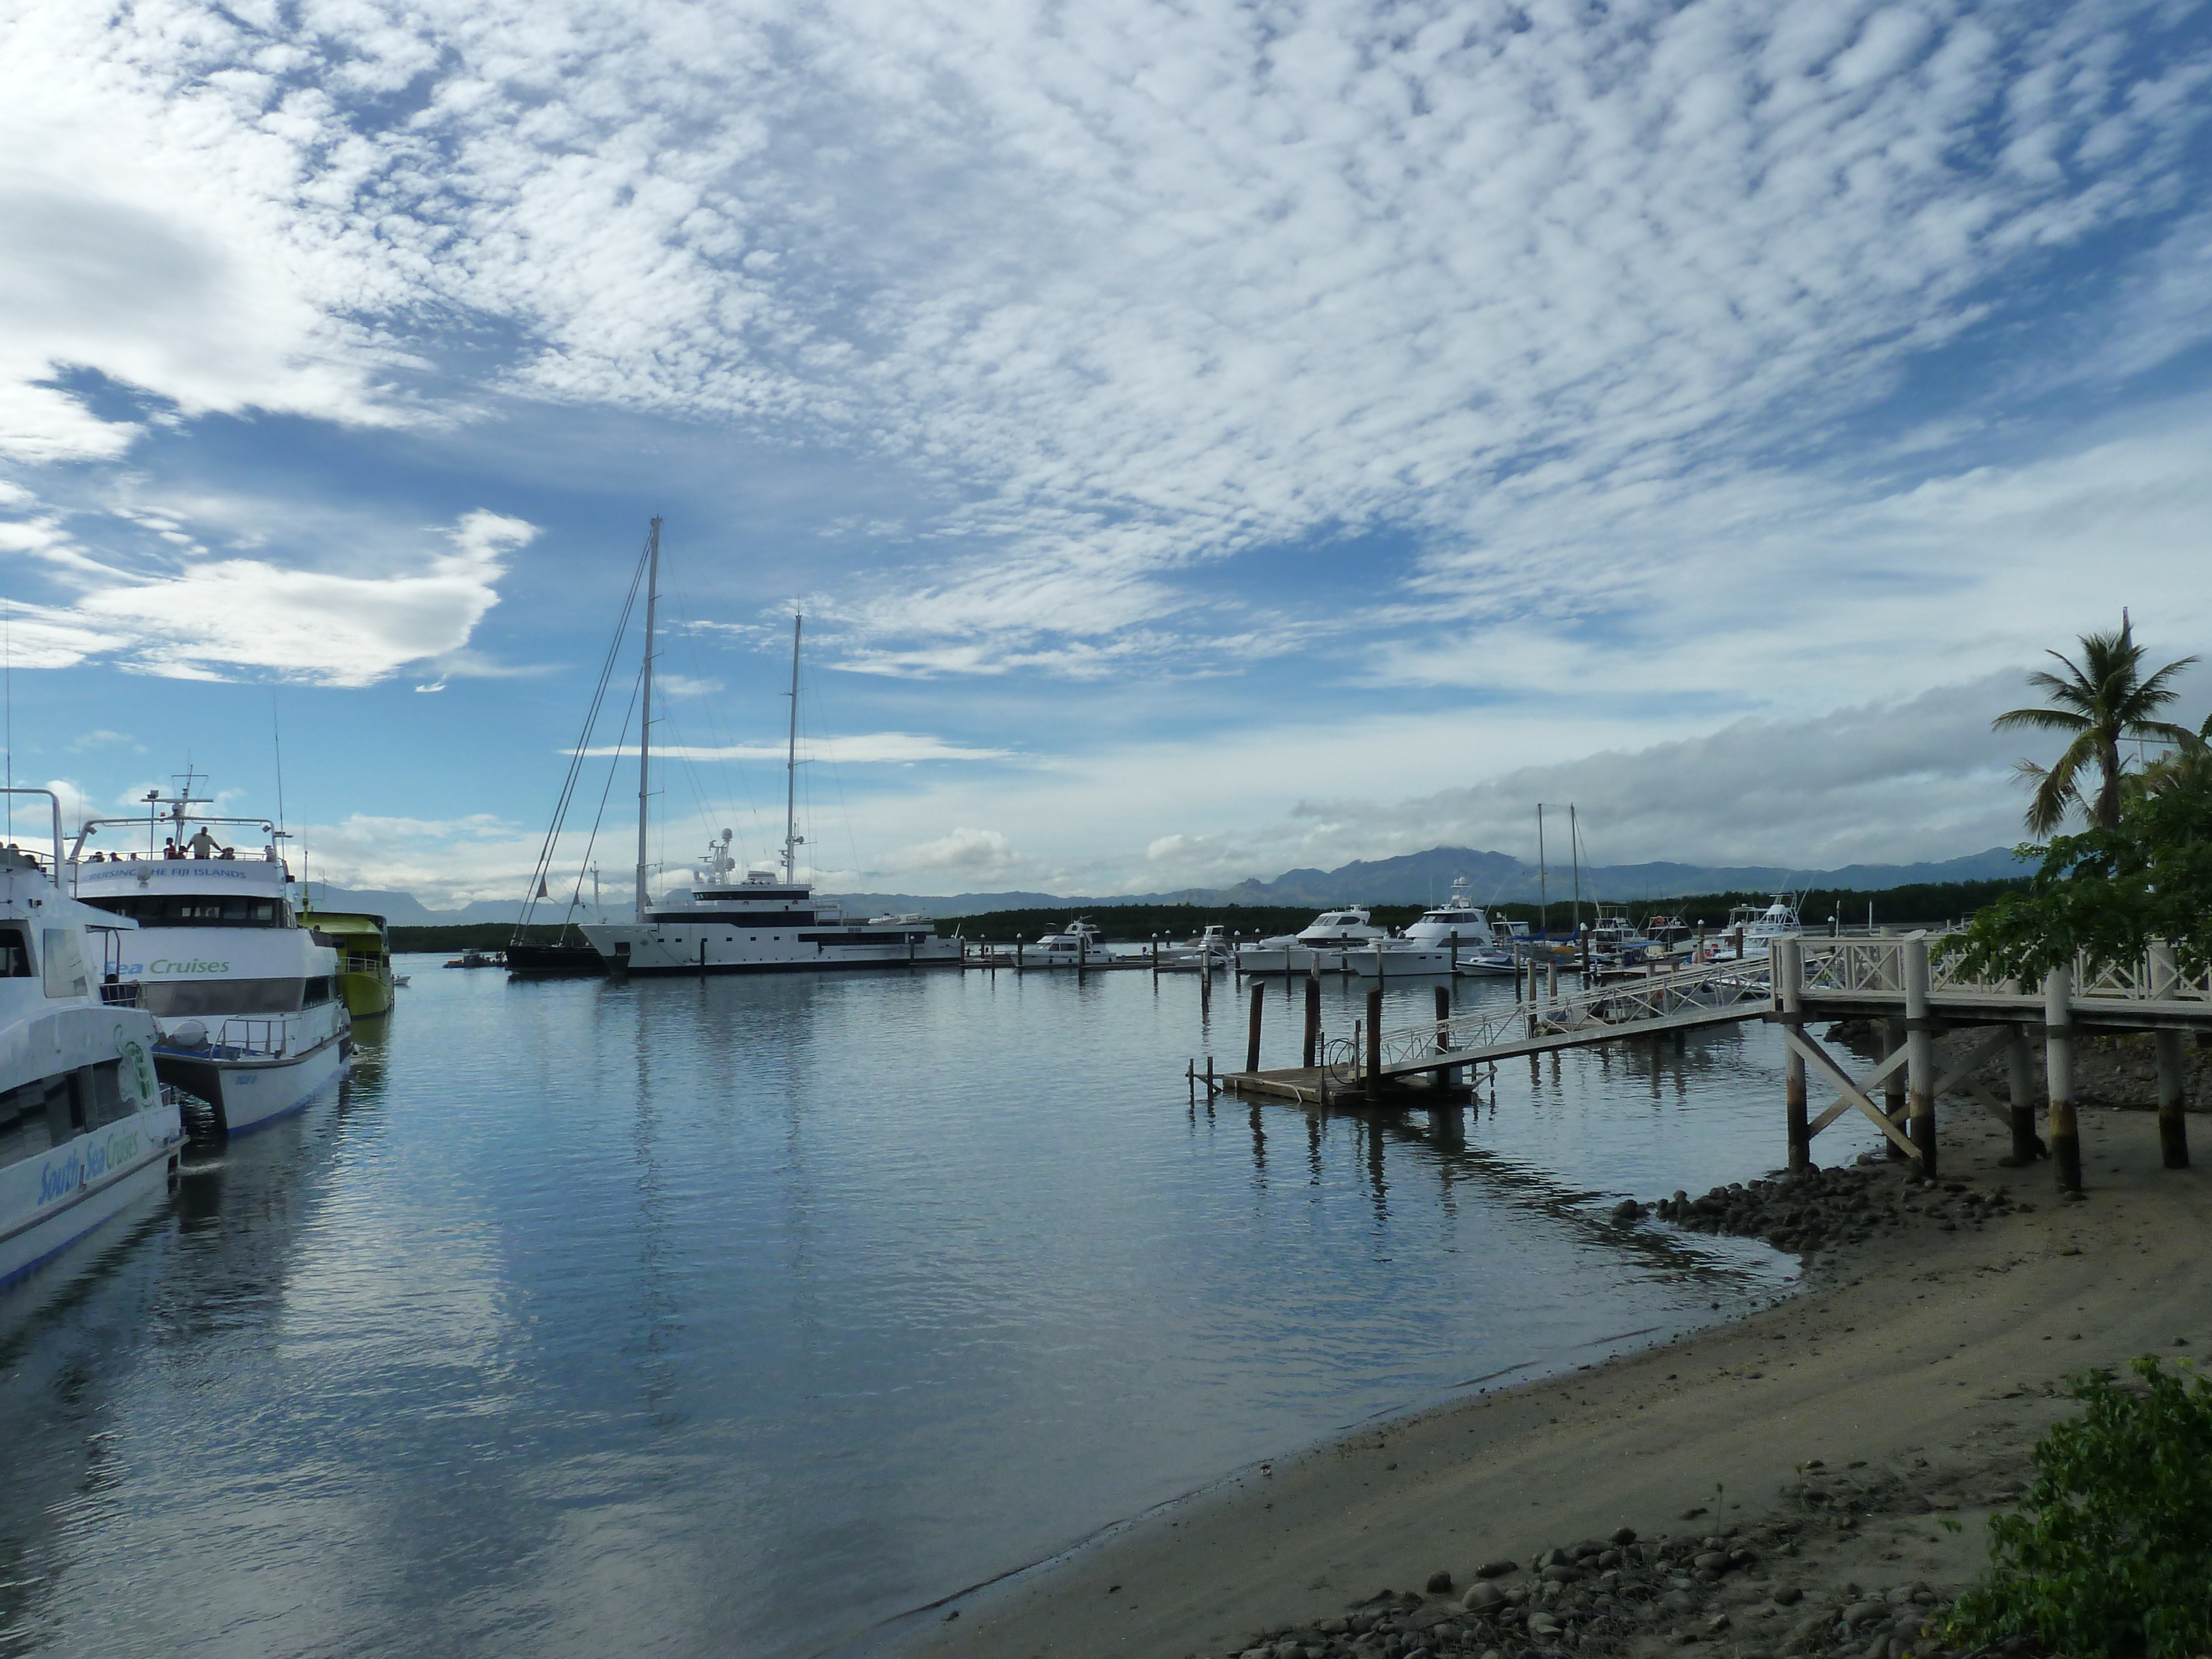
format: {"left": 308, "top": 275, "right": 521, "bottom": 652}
{"left": 0, "top": 960, "right": 1864, "bottom": 1659}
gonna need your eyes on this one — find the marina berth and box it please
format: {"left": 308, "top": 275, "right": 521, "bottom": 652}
{"left": 71, "top": 781, "right": 350, "bottom": 1135}
{"left": 0, "top": 794, "right": 183, "bottom": 1287}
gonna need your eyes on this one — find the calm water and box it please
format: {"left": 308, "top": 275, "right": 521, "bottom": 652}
{"left": 0, "top": 961, "right": 1888, "bottom": 1659}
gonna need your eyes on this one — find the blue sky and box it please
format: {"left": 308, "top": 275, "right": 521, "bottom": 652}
{"left": 4, "top": 0, "right": 2210, "bottom": 904}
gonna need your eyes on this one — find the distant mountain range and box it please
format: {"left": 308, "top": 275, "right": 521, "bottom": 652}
{"left": 311, "top": 844, "right": 2027, "bottom": 926}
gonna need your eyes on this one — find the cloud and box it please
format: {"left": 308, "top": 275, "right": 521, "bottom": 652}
{"left": 4, "top": 0, "right": 2207, "bottom": 671}
{"left": 878, "top": 826, "right": 1020, "bottom": 878}
{"left": 66, "top": 729, "right": 141, "bottom": 753}
{"left": 7, "top": 509, "right": 533, "bottom": 685}
{"left": 575, "top": 733, "right": 1013, "bottom": 763}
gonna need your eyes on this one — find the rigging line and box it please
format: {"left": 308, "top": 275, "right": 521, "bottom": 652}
{"left": 516, "top": 531, "right": 651, "bottom": 938}
{"left": 271, "top": 690, "right": 287, "bottom": 839}
{"left": 565, "top": 658, "right": 645, "bottom": 942}
{"left": 3, "top": 595, "right": 11, "bottom": 843}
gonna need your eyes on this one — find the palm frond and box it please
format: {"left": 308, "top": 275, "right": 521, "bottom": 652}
{"left": 1994, "top": 706, "right": 2090, "bottom": 735}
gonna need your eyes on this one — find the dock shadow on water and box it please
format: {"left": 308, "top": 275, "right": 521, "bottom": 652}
{"left": 0, "top": 964, "right": 1875, "bottom": 1659}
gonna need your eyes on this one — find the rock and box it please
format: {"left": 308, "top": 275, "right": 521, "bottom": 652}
{"left": 1463, "top": 1584, "right": 1507, "bottom": 1611}
{"left": 1611, "top": 1526, "right": 1638, "bottom": 1545}
{"left": 1773, "top": 1585, "right": 1804, "bottom": 1606}
{"left": 1541, "top": 1564, "right": 1582, "bottom": 1584}
{"left": 1475, "top": 1559, "right": 1519, "bottom": 1579}
{"left": 1708, "top": 1613, "right": 1733, "bottom": 1634}
{"left": 1693, "top": 1551, "right": 1730, "bottom": 1573}
{"left": 1843, "top": 1600, "right": 1887, "bottom": 1627}
{"left": 1614, "top": 1198, "right": 1645, "bottom": 1220}
{"left": 1426, "top": 1572, "right": 1454, "bottom": 1595}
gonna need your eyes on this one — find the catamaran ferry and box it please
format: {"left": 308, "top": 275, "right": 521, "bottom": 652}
{"left": 71, "top": 778, "right": 350, "bottom": 1133}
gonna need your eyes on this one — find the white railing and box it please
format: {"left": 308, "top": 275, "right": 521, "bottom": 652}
{"left": 1345, "top": 954, "right": 1776, "bottom": 1078}
{"left": 1799, "top": 933, "right": 2211, "bottom": 1005}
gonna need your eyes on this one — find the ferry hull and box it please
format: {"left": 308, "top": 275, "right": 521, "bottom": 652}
{"left": 336, "top": 968, "right": 394, "bottom": 1018}
{"left": 604, "top": 942, "right": 966, "bottom": 975}
{"left": 156, "top": 1033, "right": 348, "bottom": 1135}
{"left": 0, "top": 1103, "right": 184, "bottom": 1288}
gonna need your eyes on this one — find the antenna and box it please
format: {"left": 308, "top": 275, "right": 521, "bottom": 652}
{"left": 782, "top": 613, "right": 806, "bottom": 884}
{"left": 272, "top": 691, "right": 288, "bottom": 839}
{"left": 3, "top": 596, "right": 11, "bottom": 843}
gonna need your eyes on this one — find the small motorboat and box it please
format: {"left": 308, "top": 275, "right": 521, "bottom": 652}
{"left": 443, "top": 949, "right": 503, "bottom": 969}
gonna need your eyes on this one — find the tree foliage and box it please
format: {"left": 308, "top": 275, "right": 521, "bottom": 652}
{"left": 1993, "top": 612, "right": 2199, "bottom": 835}
{"left": 1948, "top": 1358, "right": 2212, "bottom": 1659}
{"left": 1958, "top": 778, "right": 2212, "bottom": 982}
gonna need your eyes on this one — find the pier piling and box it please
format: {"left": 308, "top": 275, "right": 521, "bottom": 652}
{"left": 1780, "top": 937, "right": 1809, "bottom": 1172}
{"left": 1904, "top": 935, "right": 1937, "bottom": 1178}
{"left": 1365, "top": 987, "right": 1383, "bottom": 1098}
{"left": 1881, "top": 1016, "right": 1908, "bottom": 1161}
{"left": 1302, "top": 975, "right": 1321, "bottom": 1068}
{"left": 2002, "top": 1023, "right": 2039, "bottom": 1165}
{"left": 2044, "top": 968, "right": 2082, "bottom": 1193}
{"left": 1246, "top": 983, "right": 1264, "bottom": 1073}
{"left": 2150, "top": 940, "right": 2190, "bottom": 1169}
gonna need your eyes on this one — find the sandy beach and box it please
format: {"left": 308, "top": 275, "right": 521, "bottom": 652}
{"left": 919, "top": 1098, "right": 2210, "bottom": 1659}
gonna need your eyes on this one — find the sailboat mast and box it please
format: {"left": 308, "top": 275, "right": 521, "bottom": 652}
{"left": 1536, "top": 804, "right": 1549, "bottom": 941}
{"left": 782, "top": 614, "right": 803, "bottom": 883}
{"left": 634, "top": 517, "right": 661, "bottom": 923}
{"left": 1570, "top": 804, "right": 1582, "bottom": 935}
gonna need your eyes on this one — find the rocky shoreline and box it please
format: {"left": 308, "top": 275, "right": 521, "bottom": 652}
{"left": 1627, "top": 1161, "right": 2035, "bottom": 1259}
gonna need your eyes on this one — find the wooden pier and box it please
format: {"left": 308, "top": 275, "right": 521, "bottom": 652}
{"left": 1218, "top": 932, "right": 2212, "bottom": 1194}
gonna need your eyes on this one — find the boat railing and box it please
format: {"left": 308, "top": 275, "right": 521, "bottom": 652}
{"left": 156, "top": 1017, "right": 291, "bottom": 1061}
{"left": 339, "top": 952, "right": 388, "bottom": 975}
{"left": 97, "top": 978, "right": 144, "bottom": 1008}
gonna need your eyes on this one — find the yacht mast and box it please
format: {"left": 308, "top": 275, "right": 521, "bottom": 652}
{"left": 634, "top": 517, "right": 660, "bottom": 922}
{"left": 1536, "top": 804, "right": 1549, "bottom": 941}
{"left": 782, "top": 614, "right": 804, "bottom": 884}
{"left": 1570, "top": 803, "right": 1582, "bottom": 936}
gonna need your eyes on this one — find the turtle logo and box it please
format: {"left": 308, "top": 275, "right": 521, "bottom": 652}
{"left": 118, "top": 1036, "right": 154, "bottom": 1104}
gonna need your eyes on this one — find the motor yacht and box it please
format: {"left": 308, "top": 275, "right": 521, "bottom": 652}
{"left": 1696, "top": 895, "right": 1801, "bottom": 961}
{"left": 0, "top": 793, "right": 183, "bottom": 1285}
{"left": 299, "top": 907, "right": 395, "bottom": 1016}
{"left": 1034, "top": 919, "right": 1104, "bottom": 958}
{"left": 71, "top": 778, "right": 350, "bottom": 1135}
{"left": 1403, "top": 878, "right": 1500, "bottom": 950}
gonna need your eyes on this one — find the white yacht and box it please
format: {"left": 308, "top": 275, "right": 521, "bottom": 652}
{"left": 587, "top": 837, "right": 962, "bottom": 974}
{"left": 1032, "top": 919, "right": 1104, "bottom": 959}
{"left": 1239, "top": 905, "right": 1450, "bottom": 976}
{"left": 1402, "top": 878, "right": 1500, "bottom": 949}
{"left": 1697, "top": 895, "right": 1801, "bottom": 961}
{"left": 71, "top": 779, "right": 350, "bottom": 1134}
{"left": 0, "top": 794, "right": 183, "bottom": 1286}
{"left": 577, "top": 525, "right": 962, "bottom": 977}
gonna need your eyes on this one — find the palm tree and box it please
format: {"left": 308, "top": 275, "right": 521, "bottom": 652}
{"left": 1993, "top": 612, "right": 2199, "bottom": 834}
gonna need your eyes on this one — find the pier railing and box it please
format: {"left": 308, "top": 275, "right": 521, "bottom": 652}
{"left": 1346, "top": 953, "right": 1777, "bottom": 1080}
{"left": 1799, "top": 934, "right": 2212, "bottom": 1006}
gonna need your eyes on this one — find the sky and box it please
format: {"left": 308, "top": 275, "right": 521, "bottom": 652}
{"left": 3, "top": 0, "right": 2210, "bottom": 905}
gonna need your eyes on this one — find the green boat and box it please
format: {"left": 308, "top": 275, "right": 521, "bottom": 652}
{"left": 301, "top": 910, "right": 396, "bottom": 1018}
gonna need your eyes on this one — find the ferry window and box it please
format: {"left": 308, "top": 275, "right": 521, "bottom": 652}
{"left": 0, "top": 926, "right": 30, "bottom": 977}
{"left": 41, "top": 929, "right": 88, "bottom": 999}
{"left": 0, "top": 1076, "right": 59, "bottom": 1169}
{"left": 81, "top": 1062, "right": 132, "bottom": 1130}
{"left": 141, "top": 978, "right": 306, "bottom": 1016}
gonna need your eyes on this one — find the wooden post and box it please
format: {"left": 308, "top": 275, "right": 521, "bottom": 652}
{"left": 1078, "top": 931, "right": 1087, "bottom": 973}
{"left": 1733, "top": 926, "right": 1744, "bottom": 961}
{"left": 1373, "top": 938, "right": 1384, "bottom": 982}
{"left": 1187, "top": 1058, "right": 1196, "bottom": 1104}
{"left": 2004, "top": 1022, "right": 2039, "bottom": 1165}
{"left": 1246, "top": 981, "right": 1264, "bottom": 1073}
{"left": 2045, "top": 967, "right": 2081, "bottom": 1193}
{"left": 1905, "top": 933, "right": 1936, "bottom": 1178}
{"left": 1881, "top": 1015, "right": 1908, "bottom": 1160}
{"left": 1205, "top": 1055, "right": 1215, "bottom": 1097}
{"left": 1016, "top": 938, "right": 1024, "bottom": 969}
{"left": 1781, "top": 937, "right": 1809, "bottom": 1172}
{"left": 1365, "top": 985, "right": 1383, "bottom": 1095}
{"left": 1546, "top": 959, "right": 1558, "bottom": 1000}
{"left": 1434, "top": 982, "right": 1454, "bottom": 1088}
{"left": 1303, "top": 974, "right": 1321, "bottom": 1068}
{"left": 1513, "top": 956, "right": 1522, "bottom": 1004}
{"left": 2151, "top": 941, "right": 2189, "bottom": 1169}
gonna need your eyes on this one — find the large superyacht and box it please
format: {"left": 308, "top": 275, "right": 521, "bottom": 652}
{"left": 578, "top": 521, "right": 962, "bottom": 976}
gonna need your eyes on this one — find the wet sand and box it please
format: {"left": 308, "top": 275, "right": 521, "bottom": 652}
{"left": 919, "top": 1103, "right": 2210, "bottom": 1658}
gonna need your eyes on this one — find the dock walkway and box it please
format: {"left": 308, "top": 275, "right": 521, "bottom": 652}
{"left": 1218, "top": 932, "right": 2212, "bottom": 1193}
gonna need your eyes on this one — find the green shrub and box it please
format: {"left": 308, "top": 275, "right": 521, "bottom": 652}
{"left": 1948, "top": 1358, "right": 2212, "bottom": 1659}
